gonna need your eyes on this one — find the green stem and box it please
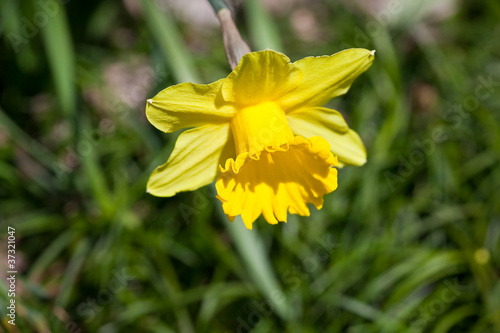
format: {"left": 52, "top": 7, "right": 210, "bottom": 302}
{"left": 207, "top": 0, "right": 228, "bottom": 13}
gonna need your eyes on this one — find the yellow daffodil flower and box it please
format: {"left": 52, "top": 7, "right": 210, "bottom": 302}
{"left": 146, "top": 48, "right": 374, "bottom": 229}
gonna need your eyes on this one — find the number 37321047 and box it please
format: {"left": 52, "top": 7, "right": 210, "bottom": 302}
{"left": 7, "top": 227, "right": 15, "bottom": 267}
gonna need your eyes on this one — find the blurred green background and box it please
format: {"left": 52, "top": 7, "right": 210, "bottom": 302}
{"left": 1, "top": 0, "right": 499, "bottom": 332}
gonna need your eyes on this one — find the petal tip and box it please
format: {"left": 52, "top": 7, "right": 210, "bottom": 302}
{"left": 370, "top": 50, "right": 376, "bottom": 56}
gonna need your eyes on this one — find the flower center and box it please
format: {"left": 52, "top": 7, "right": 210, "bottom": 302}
{"left": 230, "top": 101, "right": 294, "bottom": 156}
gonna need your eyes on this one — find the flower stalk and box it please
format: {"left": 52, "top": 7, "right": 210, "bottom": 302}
{"left": 208, "top": 0, "right": 251, "bottom": 69}
{"left": 207, "top": 0, "right": 228, "bottom": 12}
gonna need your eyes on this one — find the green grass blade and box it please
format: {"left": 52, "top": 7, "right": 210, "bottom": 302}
{"left": 38, "top": 1, "right": 76, "bottom": 116}
{"left": 243, "top": 0, "right": 283, "bottom": 52}
{"left": 216, "top": 203, "right": 292, "bottom": 320}
{"left": 141, "top": 0, "right": 201, "bottom": 83}
{"left": 55, "top": 238, "right": 90, "bottom": 308}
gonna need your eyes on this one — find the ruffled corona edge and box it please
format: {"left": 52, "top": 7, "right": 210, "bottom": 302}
{"left": 216, "top": 136, "right": 338, "bottom": 229}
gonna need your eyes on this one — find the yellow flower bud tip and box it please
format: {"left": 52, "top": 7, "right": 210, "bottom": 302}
{"left": 146, "top": 49, "right": 374, "bottom": 228}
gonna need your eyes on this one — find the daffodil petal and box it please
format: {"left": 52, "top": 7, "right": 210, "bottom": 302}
{"left": 146, "top": 80, "right": 235, "bottom": 133}
{"left": 147, "top": 123, "right": 231, "bottom": 196}
{"left": 221, "top": 50, "right": 303, "bottom": 106}
{"left": 287, "top": 112, "right": 367, "bottom": 166}
{"left": 286, "top": 107, "right": 350, "bottom": 134}
{"left": 280, "top": 48, "right": 375, "bottom": 110}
